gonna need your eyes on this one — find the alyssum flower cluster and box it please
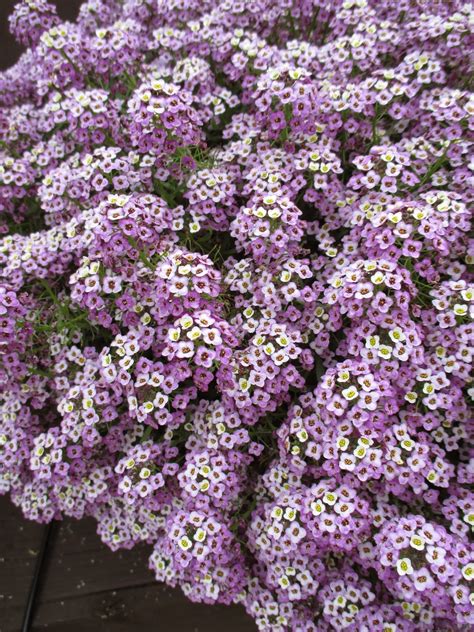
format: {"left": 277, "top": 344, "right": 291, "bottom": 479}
{"left": 1, "top": 1, "right": 473, "bottom": 630}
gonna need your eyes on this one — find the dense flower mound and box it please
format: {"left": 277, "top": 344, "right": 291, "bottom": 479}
{"left": 1, "top": 1, "right": 473, "bottom": 629}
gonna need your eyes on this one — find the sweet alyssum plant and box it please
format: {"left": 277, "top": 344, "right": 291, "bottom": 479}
{"left": 0, "top": 0, "right": 473, "bottom": 630}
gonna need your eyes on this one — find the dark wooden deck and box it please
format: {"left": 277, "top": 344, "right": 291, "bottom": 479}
{"left": 0, "top": 496, "right": 256, "bottom": 631}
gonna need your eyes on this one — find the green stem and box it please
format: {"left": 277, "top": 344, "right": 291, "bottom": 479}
{"left": 409, "top": 151, "right": 449, "bottom": 191}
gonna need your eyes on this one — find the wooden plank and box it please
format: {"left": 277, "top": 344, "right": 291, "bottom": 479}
{"left": 0, "top": 496, "right": 256, "bottom": 631}
{"left": 33, "top": 517, "right": 153, "bottom": 601}
{"left": 32, "top": 585, "right": 254, "bottom": 632}
{"left": 0, "top": 498, "right": 44, "bottom": 630}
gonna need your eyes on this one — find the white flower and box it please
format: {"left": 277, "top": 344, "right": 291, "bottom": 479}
{"left": 377, "top": 345, "right": 392, "bottom": 359}
{"left": 462, "top": 562, "right": 474, "bottom": 582}
{"left": 396, "top": 558, "right": 414, "bottom": 576}
{"left": 296, "top": 429, "right": 308, "bottom": 442}
{"left": 323, "top": 492, "right": 337, "bottom": 506}
{"left": 187, "top": 326, "right": 202, "bottom": 340}
{"left": 410, "top": 535, "right": 425, "bottom": 551}
{"left": 239, "top": 378, "right": 250, "bottom": 392}
{"left": 178, "top": 536, "right": 193, "bottom": 551}
{"left": 194, "top": 528, "right": 207, "bottom": 542}
{"left": 337, "top": 370, "right": 350, "bottom": 383}
{"left": 453, "top": 303, "right": 467, "bottom": 316}
{"left": 310, "top": 500, "right": 325, "bottom": 516}
{"left": 278, "top": 575, "right": 290, "bottom": 589}
{"left": 404, "top": 391, "right": 418, "bottom": 403}
{"left": 342, "top": 386, "right": 359, "bottom": 401}
{"left": 271, "top": 506, "right": 283, "bottom": 520}
{"left": 388, "top": 327, "right": 406, "bottom": 343}
{"left": 401, "top": 439, "right": 415, "bottom": 451}
{"left": 268, "top": 207, "right": 282, "bottom": 219}
{"left": 365, "top": 335, "right": 380, "bottom": 349}
{"left": 336, "top": 437, "right": 350, "bottom": 451}
{"left": 142, "top": 401, "right": 154, "bottom": 413}
{"left": 168, "top": 327, "right": 181, "bottom": 342}
{"left": 276, "top": 334, "right": 289, "bottom": 347}
{"left": 263, "top": 342, "right": 275, "bottom": 355}
{"left": 179, "top": 315, "right": 194, "bottom": 330}
{"left": 354, "top": 445, "right": 367, "bottom": 459}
